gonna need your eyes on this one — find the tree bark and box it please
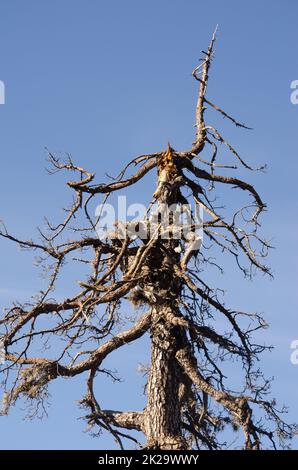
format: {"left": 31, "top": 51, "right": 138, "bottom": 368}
{"left": 143, "top": 306, "right": 188, "bottom": 450}
{"left": 143, "top": 150, "right": 190, "bottom": 449}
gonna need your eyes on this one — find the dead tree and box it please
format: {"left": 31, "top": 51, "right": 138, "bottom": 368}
{"left": 0, "top": 31, "right": 295, "bottom": 450}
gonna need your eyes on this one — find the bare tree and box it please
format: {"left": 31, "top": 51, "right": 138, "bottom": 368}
{"left": 0, "top": 30, "right": 295, "bottom": 450}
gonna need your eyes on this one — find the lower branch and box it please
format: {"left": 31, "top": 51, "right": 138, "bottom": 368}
{"left": 94, "top": 410, "right": 144, "bottom": 431}
{"left": 176, "top": 347, "right": 259, "bottom": 449}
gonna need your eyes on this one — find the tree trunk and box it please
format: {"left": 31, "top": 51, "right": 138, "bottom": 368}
{"left": 143, "top": 153, "right": 190, "bottom": 449}
{"left": 143, "top": 306, "right": 188, "bottom": 450}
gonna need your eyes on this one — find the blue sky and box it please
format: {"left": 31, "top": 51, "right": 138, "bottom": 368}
{"left": 0, "top": 0, "right": 297, "bottom": 449}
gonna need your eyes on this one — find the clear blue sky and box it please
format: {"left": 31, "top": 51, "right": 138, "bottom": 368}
{"left": 0, "top": 0, "right": 297, "bottom": 449}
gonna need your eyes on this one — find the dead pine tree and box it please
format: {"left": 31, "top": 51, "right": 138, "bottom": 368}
{"left": 0, "top": 30, "right": 296, "bottom": 450}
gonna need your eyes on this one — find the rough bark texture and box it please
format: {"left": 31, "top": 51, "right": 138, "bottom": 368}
{"left": 142, "top": 146, "right": 189, "bottom": 449}
{"left": 144, "top": 307, "right": 187, "bottom": 450}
